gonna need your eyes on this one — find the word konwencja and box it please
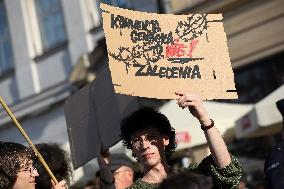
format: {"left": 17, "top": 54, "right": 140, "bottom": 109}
{"left": 111, "top": 14, "right": 160, "bottom": 33}
{"left": 111, "top": 14, "right": 173, "bottom": 44}
{"left": 134, "top": 64, "right": 201, "bottom": 79}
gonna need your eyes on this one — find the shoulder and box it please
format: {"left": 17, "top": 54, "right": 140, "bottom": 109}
{"left": 127, "top": 179, "right": 158, "bottom": 189}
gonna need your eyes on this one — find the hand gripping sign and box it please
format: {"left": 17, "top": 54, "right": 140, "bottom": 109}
{"left": 101, "top": 3, "right": 238, "bottom": 100}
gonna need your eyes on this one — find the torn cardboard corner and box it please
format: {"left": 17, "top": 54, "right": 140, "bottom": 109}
{"left": 100, "top": 3, "right": 238, "bottom": 100}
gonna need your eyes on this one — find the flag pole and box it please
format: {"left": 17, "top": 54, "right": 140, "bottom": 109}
{"left": 0, "top": 96, "right": 58, "bottom": 184}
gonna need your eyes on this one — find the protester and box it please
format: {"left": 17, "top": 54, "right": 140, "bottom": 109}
{"left": 93, "top": 171, "right": 101, "bottom": 189}
{"left": 238, "top": 177, "right": 248, "bottom": 189}
{"left": 33, "top": 143, "right": 71, "bottom": 189}
{"left": 254, "top": 181, "right": 266, "bottom": 189}
{"left": 98, "top": 152, "right": 135, "bottom": 189}
{"left": 264, "top": 99, "right": 284, "bottom": 189}
{"left": 109, "top": 154, "right": 134, "bottom": 189}
{"left": 158, "top": 171, "right": 213, "bottom": 189}
{"left": 120, "top": 91, "right": 242, "bottom": 188}
{"left": 0, "top": 141, "right": 67, "bottom": 189}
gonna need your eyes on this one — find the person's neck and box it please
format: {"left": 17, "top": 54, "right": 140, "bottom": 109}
{"left": 141, "top": 161, "right": 169, "bottom": 184}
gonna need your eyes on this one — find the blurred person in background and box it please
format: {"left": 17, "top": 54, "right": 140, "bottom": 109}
{"left": 157, "top": 171, "right": 213, "bottom": 189}
{"left": 254, "top": 181, "right": 266, "bottom": 189}
{"left": 93, "top": 171, "right": 101, "bottom": 189}
{"left": 0, "top": 141, "right": 67, "bottom": 189}
{"left": 264, "top": 99, "right": 284, "bottom": 189}
{"left": 238, "top": 179, "right": 248, "bottom": 189}
{"left": 33, "top": 143, "right": 71, "bottom": 189}
{"left": 98, "top": 152, "right": 135, "bottom": 189}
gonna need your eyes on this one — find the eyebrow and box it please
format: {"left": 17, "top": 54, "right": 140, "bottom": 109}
{"left": 20, "top": 160, "right": 33, "bottom": 168}
{"left": 132, "top": 132, "right": 159, "bottom": 138}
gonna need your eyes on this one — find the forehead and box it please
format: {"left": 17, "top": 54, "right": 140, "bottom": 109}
{"left": 131, "top": 127, "right": 162, "bottom": 138}
{"left": 20, "top": 159, "right": 33, "bottom": 168}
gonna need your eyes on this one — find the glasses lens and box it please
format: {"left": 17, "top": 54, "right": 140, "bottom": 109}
{"left": 131, "top": 138, "right": 141, "bottom": 148}
{"left": 26, "top": 166, "right": 36, "bottom": 174}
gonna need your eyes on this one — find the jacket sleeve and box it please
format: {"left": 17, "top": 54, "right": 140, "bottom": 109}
{"left": 188, "top": 155, "right": 242, "bottom": 189}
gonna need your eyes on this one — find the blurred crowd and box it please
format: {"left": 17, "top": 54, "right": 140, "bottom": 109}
{"left": 1, "top": 95, "right": 284, "bottom": 189}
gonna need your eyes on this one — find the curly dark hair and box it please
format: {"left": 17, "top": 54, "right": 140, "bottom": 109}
{"left": 0, "top": 141, "right": 34, "bottom": 189}
{"left": 34, "top": 143, "right": 72, "bottom": 189}
{"left": 120, "top": 107, "right": 177, "bottom": 158}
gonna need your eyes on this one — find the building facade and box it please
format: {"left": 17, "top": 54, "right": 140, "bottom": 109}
{"left": 0, "top": 0, "right": 159, "bottom": 183}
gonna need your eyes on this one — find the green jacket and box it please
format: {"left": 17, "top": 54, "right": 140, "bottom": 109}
{"left": 127, "top": 155, "right": 242, "bottom": 189}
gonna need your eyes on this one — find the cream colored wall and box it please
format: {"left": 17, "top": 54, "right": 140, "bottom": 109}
{"left": 225, "top": 0, "right": 284, "bottom": 68}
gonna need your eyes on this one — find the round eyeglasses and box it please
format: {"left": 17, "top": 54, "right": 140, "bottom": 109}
{"left": 131, "top": 134, "right": 158, "bottom": 148}
{"left": 19, "top": 166, "right": 37, "bottom": 174}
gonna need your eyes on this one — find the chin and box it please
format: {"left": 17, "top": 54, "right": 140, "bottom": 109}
{"left": 142, "top": 158, "right": 159, "bottom": 167}
{"left": 28, "top": 183, "right": 36, "bottom": 189}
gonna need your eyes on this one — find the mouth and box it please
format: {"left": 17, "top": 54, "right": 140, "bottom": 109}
{"left": 142, "top": 153, "right": 154, "bottom": 159}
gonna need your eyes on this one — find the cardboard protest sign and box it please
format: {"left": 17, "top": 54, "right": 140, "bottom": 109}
{"left": 65, "top": 83, "right": 101, "bottom": 169}
{"left": 64, "top": 67, "right": 138, "bottom": 169}
{"left": 101, "top": 3, "right": 238, "bottom": 100}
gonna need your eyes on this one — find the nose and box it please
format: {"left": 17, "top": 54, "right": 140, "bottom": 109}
{"left": 141, "top": 138, "right": 151, "bottom": 149}
{"left": 32, "top": 169, "right": 39, "bottom": 177}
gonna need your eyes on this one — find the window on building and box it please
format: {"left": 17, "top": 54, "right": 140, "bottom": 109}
{"left": 35, "top": 0, "right": 67, "bottom": 51}
{"left": 101, "top": 0, "right": 132, "bottom": 9}
{"left": 84, "top": 0, "right": 132, "bottom": 31}
{"left": 114, "top": 0, "right": 131, "bottom": 8}
{"left": 0, "top": 0, "right": 13, "bottom": 76}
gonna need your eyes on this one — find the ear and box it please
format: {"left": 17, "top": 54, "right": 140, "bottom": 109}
{"left": 163, "top": 135, "right": 169, "bottom": 146}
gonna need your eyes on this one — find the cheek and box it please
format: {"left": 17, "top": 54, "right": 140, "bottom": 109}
{"left": 132, "top": 148, "right": 141, "bottom": 157}
{"left": 14, "top": 175, "right": 27, "bottom": 188}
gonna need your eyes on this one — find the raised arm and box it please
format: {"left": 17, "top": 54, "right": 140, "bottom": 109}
{"left": 97, "top": 149, "right": 116, "bottom": 189}
{"left": 175, "top": 91, "right": 231, "bottom": 168}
